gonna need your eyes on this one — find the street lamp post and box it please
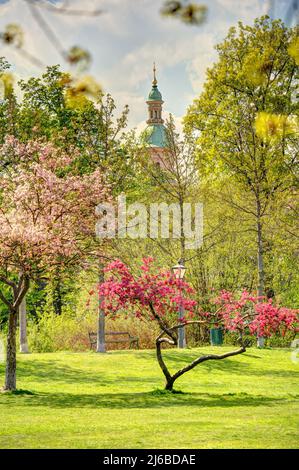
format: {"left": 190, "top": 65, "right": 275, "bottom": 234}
{"left": 172, "top": 259, "right": 187, "bottom": 349}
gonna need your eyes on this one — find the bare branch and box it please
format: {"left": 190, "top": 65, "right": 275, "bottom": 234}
{"left": 25, "top": 0, "right": 66, "bottom": 60}
{"left": 0, "top": 276, "right": 17, "bottom": 290}
{"left": 171, "top": 345, "right": 246, "bottom": 384}
{"left": 13, "top": 276, "right": 30, "bottom": 311}
{"left": 155, "top": 319, "right": 247, "bottom": 390}
{"left": 24, "top": 0, "right": 103, "bottom": 17}
{"left": 0, "top": 288, "right": 13, "bottom": 310}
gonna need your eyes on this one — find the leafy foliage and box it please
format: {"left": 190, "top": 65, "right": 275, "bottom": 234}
{"left": 185, "top": 17, "right": 298, "bottom": 301}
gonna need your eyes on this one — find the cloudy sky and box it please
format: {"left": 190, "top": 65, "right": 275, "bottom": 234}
{"left": 0, "top": 0, "right": 294, "bottom": 130}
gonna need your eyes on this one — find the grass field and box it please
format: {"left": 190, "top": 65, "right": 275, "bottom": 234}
{"left": 0, "top": 347, "right": 298, "bottom": 448}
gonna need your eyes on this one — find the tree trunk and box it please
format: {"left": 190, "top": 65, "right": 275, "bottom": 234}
{"left": 178, "top": 196, "right": 186, "bottom": 348}
{"left": 256, "top": 197, "right": 265, "bottom": 348}
{"left": 4, "top": 310, "right": 17, "bottom": 391}
{"left": 1, "top": 275, "right": 30, "bottom": 391}
{"left": 53, "top": 281, "right": 62, "bottom": 315}
{"left": 97, "top": 262, "right": 106, "bottom": 353}
{"left": 165, "top": 379, "right": 174, "bottom": 391}
{"left": 177, "top": 305, "right": 186, "bottom": 348}
{"left": 19, "top": 296, "right": 29, "bottom": 353}
{"left": 257, "top": 218, "right": 265, "bottom": 298}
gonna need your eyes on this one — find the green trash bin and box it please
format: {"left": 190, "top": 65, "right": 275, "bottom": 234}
{"left": 210, "top": 328, "right": 223, "bottom": 346}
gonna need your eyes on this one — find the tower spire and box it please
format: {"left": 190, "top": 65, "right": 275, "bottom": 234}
{"left": 152, "top": 62, "right": 157, "bottom": 86}
{"left": 146, "top": 62, "right": 164, "bottom": 125}
{"left": 144, "top": 62, "right": 168, "bottom": 166}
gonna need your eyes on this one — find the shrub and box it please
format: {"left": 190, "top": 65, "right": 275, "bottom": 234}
{"left": 27, "top": 310, "right": 160, "bottom": 352}
{"left": 265, "top": 331, "right": 297, "bottom": 348}
{"left": 104, "top": 315, "right": 160, "bottom": 350}
{"left": 27, "top": 311, "right": 95, "bottom": 352}
{"left": 223, "top": 330, "right": 297, "bottom": 348}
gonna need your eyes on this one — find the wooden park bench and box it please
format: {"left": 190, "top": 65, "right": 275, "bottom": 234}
{"left": 88, "top": 331, "right": 139, "bottom": 350}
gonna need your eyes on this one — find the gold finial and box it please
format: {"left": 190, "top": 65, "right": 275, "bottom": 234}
{"left": 152, "top": 62, "right": 157, "bottom": 86}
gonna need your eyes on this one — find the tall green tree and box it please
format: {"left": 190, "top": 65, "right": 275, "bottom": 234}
{"left": 185, "top": 17, "right": 298, "bottom": 299}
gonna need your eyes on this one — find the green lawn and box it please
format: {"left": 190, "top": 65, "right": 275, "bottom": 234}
{"left": 0, "top": 347, "right": 298, "bottom": 448}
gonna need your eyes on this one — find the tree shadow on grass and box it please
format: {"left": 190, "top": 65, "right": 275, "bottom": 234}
{"left": 15, "top": 360, "right": 158, "bottom": 386}
{"left": 135, "top": 350, "right": 299, "bottom": 379}
{"left": 199, "top": 359, "right": 298, "bottom": 378}
{"left": 0, "top": 389, "right": 292, "bottom": 410}
{"left": 5, "top": 351, "right": 297, "bottom": 391}
{"left": 1, "top": 355, "right": 297, "bottom": 411}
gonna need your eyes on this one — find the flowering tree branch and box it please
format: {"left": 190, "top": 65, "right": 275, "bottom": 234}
{"left": 97, "top": 258, "right": 298, "bottom": 392}
{"left": 0, "top": 136, "right": 110, "bottom": 391}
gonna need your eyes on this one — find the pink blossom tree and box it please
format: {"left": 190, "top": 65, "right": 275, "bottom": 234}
{"left": 0, "top": 136, "right": 110, "bottom": 391}
{"left": 212, "top": 290, "right": 298, "bottom": 341}
{"left": 98, "top": 258, "right": 298, "bottom": 391}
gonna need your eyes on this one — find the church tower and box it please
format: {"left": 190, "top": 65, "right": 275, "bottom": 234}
{"left": 144, "top": 63, "right": 168, "bottom": 167}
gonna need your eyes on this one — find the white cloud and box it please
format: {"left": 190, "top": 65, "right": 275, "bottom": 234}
{"left": 216, "top": 0, "right": 266, "bottom": 17}
{"left": 111, "top": 90, "right": 145, "bottom": 125}
{"left": 0, "top": 0, "right": 265, "bottom": 129}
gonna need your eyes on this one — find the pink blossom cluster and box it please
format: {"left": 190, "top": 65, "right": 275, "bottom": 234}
{"left": 213, "top": 290, "right": 298, "bottom": 337}
{"left": 96, "top": 260, "right": 298, "bottom": 338}
{"left": 0, "top": 137, "right": 110, "bottom": 277}
{"left": 98, "top": 257, "right": 196, "bottom": 320}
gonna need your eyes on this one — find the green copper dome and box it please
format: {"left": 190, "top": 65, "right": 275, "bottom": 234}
{"left": 143, "top": 124, "right": 168, "bottom": 148}
{"left": 148, "top": 85, "right": 162, "bottom": 101}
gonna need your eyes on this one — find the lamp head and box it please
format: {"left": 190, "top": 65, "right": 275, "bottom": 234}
{"left": 172, "top": 259, "right": 186, "bottom": 279}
